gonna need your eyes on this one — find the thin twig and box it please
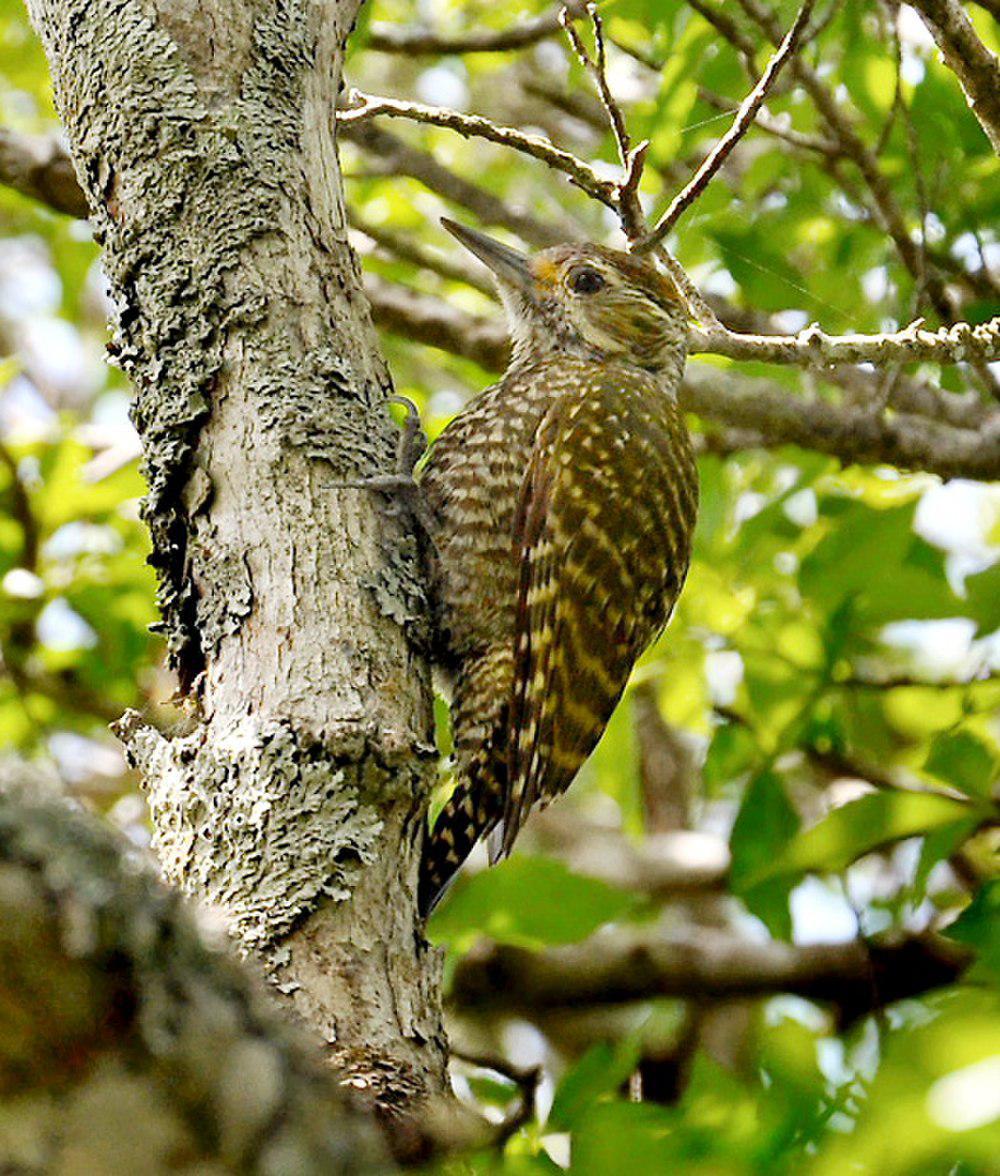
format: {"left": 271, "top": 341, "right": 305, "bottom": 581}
{"left": 559, "top": 2, "right": 652, "bottom": 244}
{"left": 658, "top": 247, "right": 723, "bottom": 326}
{"left": 450, "top": 1049, "right": 542, "bottom": 1146}
{"left": 560, "top": 5, "right": 631, "bottom": 167}
{"left": 731, "top": 0, "right": 966, "bottom": 332}
{"left": 338, "top": 90, "right": 619, "bottom": 208}
{"left": 697, "top": 87, "right": 840, "bottom": 155}
{"left": 637, "top": 0, "right": 816, "bottom": 251}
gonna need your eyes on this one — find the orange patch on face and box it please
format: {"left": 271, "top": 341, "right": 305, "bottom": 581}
{"left": 531, "top": 258, "right": 562, "bottom": 289}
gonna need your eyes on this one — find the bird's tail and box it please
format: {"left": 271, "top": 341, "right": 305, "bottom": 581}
{"left": 418, "top": 762, "right": 506, "bottom": 918}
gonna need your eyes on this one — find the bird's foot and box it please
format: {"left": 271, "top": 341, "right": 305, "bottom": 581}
{"left": 327, "top": 395, "right": 431, "bottom": 523}
{"left": 327, "top": 396, "right": 446, "bottom": 652}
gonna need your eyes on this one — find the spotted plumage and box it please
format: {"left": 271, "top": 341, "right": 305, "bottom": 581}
{"left": 417, "top": 221, "right": 698, "bottom": 915}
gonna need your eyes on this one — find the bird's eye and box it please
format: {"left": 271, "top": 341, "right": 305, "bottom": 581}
{"left": 567, "top": 266, "right": 605, "bottom": 295}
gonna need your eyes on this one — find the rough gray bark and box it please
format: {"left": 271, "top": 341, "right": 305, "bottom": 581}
{"left": 0, "top": 770, "right": 389, "bottom": 1174}
{"left": 24, "top": 0, "right": 447, "bottom": 1105}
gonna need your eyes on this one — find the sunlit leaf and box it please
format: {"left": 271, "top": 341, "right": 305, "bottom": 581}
{"left": 428, "top": 855, "right": 640, "bottom": 948}
{"left": 747, "top": 791, "right": 984, "bottom": 885}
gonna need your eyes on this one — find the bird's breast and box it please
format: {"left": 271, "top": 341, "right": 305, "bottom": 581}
{"left": 421, "top": 356, "right": 696, "bottom": 661}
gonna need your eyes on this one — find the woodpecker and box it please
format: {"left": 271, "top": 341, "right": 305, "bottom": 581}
{"left": 417, "top": 219, "right": 698, "bottom": 916}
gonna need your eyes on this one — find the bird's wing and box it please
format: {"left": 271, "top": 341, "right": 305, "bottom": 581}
{"left": 496, "top": 375, "right": 696, "bottom": 860}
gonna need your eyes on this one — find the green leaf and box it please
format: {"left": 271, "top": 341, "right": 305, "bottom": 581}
{"left": 964, "top": 562, "right": 1000, "bottom": 634}
{"left": 799, "top": 501, "right": 961, "bottom": 627}
{"left": 703, "top": 720, "right": 757, "bottom": 793}
{"left": 571, "top": 1102, "right": 678, "bottom": 1171}
{"left": 730, "top": 771, "right": 800, "bottom": 939}
{"left": 746, "top": 791, "right": 982, "bottom": 886}
{"left": 428, "top": 855, "right": 639, "bottom": 948}
{"left": 548, "top": 1037, "right": 643, "bottom": 1131}
{"left": 924, "top": 729, "right": 999, "bottom": 798}
{"left": 946, "top": 880, "right": 1000, "bottom": 980}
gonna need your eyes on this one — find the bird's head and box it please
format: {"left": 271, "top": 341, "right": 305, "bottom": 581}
{"left": 443, "top": 218, "right": 691, "bottom": 373}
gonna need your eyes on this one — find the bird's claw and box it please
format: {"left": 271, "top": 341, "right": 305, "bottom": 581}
{"left": 387, "top": 394, "right": 429, "bottom": 479}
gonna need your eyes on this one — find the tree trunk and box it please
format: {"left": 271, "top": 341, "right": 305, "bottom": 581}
{"left": 25, "top": 0, "right": 447, "bottom": 1105}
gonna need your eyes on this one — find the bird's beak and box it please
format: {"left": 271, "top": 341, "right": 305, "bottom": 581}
{"left": 441, "top": 218, "right": 533, "bottom": 293}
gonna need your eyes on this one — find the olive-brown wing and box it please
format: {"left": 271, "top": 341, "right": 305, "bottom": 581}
{"left": 497, "top": 375, "right": 696, "bottom": 859}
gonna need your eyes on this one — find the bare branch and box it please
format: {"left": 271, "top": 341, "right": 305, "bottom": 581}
{"left": 633, "top": 681, "right": 696, "bottom": 833}
{"left": 365, "top": 5, "right": 584, "bottom": 55}
{"left": 449, "top": 1050, "right": 542, "bottom": 1148}
{"left": 638, "top": 0, "right": 816, "bottom": 251}
{"left": 450, "top": 926, "right": 972, "bottom": 1024}
{"left": 691, "top": 2, "right": 996, "bottom": 316}
{"left": 690, "top": 315, "right": 1000, "bottom": 366}
{"left": 529, "top": 809, "right": 731, "bottom": 897}
{"left": 681, "top": 363, "right": 1000, "bottom": 481}
{"left": 338, "top": 91, "right": 619, "bottom": 208}
{"left": 697, "top": 86, "right": 840, "bottom": 156}
{"left": 560, "top": 4, "right": 632, "bottom": 168}
{"left": 364, "top": 273, "right": 509, "bottom": 371}
{"left": 835, "top": 365, "right": 991, "bottom": 431}
{"left": 909, "top": 0, "right": 1000, "bottom": 154}
{"left": 0, "top": 126, "right": 88, "bottom": 218}
{"left": 732, "top": 0, "right": 959, "bottom": 325}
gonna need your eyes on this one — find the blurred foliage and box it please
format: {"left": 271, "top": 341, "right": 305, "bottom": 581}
{"left": 1, "top": 0, "right": 999, "bottom": 1171}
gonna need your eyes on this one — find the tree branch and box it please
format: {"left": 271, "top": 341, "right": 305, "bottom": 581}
{"left": 0, "top": 125, "right": 88, "bottom": 218}
{"left": 529, "top": 809, "right": 730, "bottom": 897}
{"left": 909, "top": 0, "right": 1000, "bottom": 154}
{"left": 682, "top": 363, "right": 1000, "bottom": 481}
{"left": 349, "top": 210, "right": 496, "bottom": 296}
{"left": 690, "top": 316, "right": 1000, "bottom": 366}
{"left": 339, "top": 91, "right": 619, "bottom": 208}
{"left": 365, "top": 5, "right": 582, "bottom": 55}
{"left": 361, "top": 280, "right": 1000, "bottom": 480}
{"left": 450, "top": 926, "right": 972, "bottom": 1025}
{"left": 364, "top": 274, "right": 509, "bottom": 371}
{"left": 728, "top": 0, "right": 961, "bottom": 327}
{"left": 633, "top": 681, "right": 696, "bottom": 832}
